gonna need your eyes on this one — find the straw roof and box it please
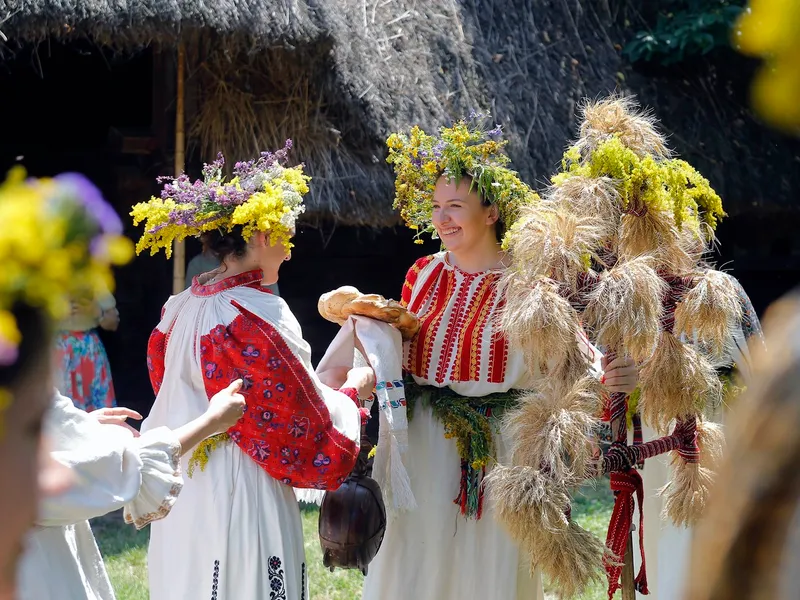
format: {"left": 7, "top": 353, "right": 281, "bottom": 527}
{"left": 3, "top": 0, "right": 798, "bottom": 227}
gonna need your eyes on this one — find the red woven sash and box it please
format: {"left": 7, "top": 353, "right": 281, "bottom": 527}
{"left": 605, "top": 469, "right": 649, "bottom": 598}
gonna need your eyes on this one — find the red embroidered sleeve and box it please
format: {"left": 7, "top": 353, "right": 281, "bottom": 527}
{"left": 401, "top": 255, "right": 435, "bottom": 307}
{"left": 200, "top": 302, "right": 359, "bottom": 490}
{"left": 146, "top": 328, "right": 167, "bottom": 397}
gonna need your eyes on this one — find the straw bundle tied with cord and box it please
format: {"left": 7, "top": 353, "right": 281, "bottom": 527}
{"left": 485, "top": 95, "right": 744, "bottom": 599}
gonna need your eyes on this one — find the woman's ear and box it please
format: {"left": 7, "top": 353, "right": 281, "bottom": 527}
{"left": 486, "top": 203, "right": 500, "bottom": 225}
{"left": 249, "top": 231, "right": 268, "bottom": 248}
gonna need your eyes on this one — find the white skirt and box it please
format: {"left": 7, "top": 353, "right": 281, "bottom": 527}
{"left": 148, "top": 443, "right": 308, "bottom": 600}
{"left": 362, "top": 405, "right": 544, "bottom": 600}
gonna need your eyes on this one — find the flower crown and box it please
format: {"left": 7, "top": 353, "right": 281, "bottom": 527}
{"left": 0, "top": 169, "right": 133, "bottom": 367}
{"left": 386, "top": 111, "right": 539, "bottom": 245}
{"left": 131, "top": 141, "right": 309, "bottom": 257}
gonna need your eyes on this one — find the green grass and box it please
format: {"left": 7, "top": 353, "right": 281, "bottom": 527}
{"left": 93, "top": 482, "right": 613, "bottom": 600}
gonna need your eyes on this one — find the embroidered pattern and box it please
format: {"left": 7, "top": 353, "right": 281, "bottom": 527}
{"left": 146, "top": 329, "right": 167, "bottom": 396}
{"left": 405, "top": 256, "right": 510, "bottom": 385}
{"left": 487, "top": 294, "right": 509, "bottom": 384}
{"left": 199, "top": 301, "right": 359, "bottom": 489}
{"left": 401, "top": 254, "right": 435, "bottom": 307}
{"left": 211, "top": 560, "right": 220, "bottom": 600}
{"left": 409, "top": 266, "right": 454, "bottom": 378}
{"left": 301, "top": 563, "right": 306, "bottom": 599}
{"left": 268, "top": 556, "right": 286, "bottom": 600}
{"left": 449, "top": 274, "right": 496, "bottom": 382}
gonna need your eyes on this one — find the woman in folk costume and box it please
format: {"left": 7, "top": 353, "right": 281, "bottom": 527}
{"left": 0, "top": 171, "right": 246, "bottom": 600}
{"left": 361, "top": 114, "right": 639, "bottom": 600}
{"left": 131, "top": 143, "right": 375, "bottom": 600}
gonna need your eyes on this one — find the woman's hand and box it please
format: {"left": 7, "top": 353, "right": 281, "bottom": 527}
{"left": 98, "top": 307, "right": 120, "bottom": 332}
{"left": 343, "top": 366, "right": 376, "bottom": 400}
{"left": 204, "top": 379, "right": 247, "bottom": 434}
{"left": 92, "top": 407, "right": 143, "bottom": 437}
{"left": 601, "top": 355, "right": 639, "bottom": 395}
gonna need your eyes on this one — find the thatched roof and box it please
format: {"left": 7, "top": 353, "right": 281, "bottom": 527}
{"left": 0, "top": 1, "right": 321, "bottom": 48}
{"left": 3, "top": 0, "right": 799, "bottom": 227}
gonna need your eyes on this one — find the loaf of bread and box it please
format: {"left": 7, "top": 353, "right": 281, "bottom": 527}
{"left": 318, "top": 286, "right": 420, "bottom": 340}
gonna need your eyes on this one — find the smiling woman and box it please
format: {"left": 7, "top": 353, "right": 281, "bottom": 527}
{"left": 430, "top": 176, "right": 503, "bottom": 271}
{"left": 359, "top": 115, "right": 630, "bottom": 600}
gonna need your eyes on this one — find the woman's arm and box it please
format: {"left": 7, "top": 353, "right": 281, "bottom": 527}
{"left": 37, "top": 381, "right": 245, "bottom": 528}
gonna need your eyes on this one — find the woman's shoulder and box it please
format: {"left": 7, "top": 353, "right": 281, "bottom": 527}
{"left": 405, "top": 252, "right": 444, "bottom": 276}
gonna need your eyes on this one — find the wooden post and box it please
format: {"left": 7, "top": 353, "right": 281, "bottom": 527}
{"left": 172, "top": 43, "right": 186, "bottom": 295}
{"left": 621, "top": 539, "right": 636, "bottom": 600}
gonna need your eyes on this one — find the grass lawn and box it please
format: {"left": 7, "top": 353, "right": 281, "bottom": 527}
{"left": 93, "top": 482, "right": 613, "bottom": 600}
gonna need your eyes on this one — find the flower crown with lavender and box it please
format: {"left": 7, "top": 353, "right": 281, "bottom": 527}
{"left": 0, "top": 168, "right": 133, "bottom": 431}
{"left": 131, "top": 141, "right": 309, "bottom": 257}
{"left": 386, "top": 111, "right": 539, "bottom": 245}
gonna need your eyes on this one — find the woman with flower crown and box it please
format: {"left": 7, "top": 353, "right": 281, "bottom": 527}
{"left": 0, "top": 171, "right": 246, "bottom": 600}
{"left": 359, "top": 116, "right": 639, "bottom": 600}
{"left": 132, "top": 143, "right": 375, "bottom": 600}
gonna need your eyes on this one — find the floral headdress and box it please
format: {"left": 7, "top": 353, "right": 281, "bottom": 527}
{"left": 131, "top": 141, "right": 309, "bottom": 256}
{"left": 386, "top": 111, "right": 540, "bottom": 245}
{"left": 0, "top": 168, "right": 133, "bottom": 433}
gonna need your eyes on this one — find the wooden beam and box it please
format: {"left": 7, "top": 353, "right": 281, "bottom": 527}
{"left": 172, "top": 43, "right": 186, "bottom": 295}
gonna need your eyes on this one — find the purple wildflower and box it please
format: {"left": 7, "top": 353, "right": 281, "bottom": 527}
{"left": 487, "top": 125, "right": 503, "bottom": 139}
{"left": 202, "top": 152, "right": 225, "bottom": 179}
{"left": 53, "top": 173, "right": 123, "bottom": 234}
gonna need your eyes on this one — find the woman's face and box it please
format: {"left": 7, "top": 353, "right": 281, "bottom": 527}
{"left": 0, "top": 354, "right": 56, "bottom": 596}
{"left": 431, "top": 176, "right": 498, "bottom": 254}
{"left": 249, "top": 230, "right": 294, "bottom": 285}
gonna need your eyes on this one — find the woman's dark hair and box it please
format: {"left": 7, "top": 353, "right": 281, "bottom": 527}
{"left": 0, "top": 303, "right": 50, "bottom": 389}
{"left": 200, "top": 225, "right": 248, "bottom": 263}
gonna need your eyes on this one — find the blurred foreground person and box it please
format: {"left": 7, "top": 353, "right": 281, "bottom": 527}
{"left": 686, "top": 287, "right": 800, "bottom": 600}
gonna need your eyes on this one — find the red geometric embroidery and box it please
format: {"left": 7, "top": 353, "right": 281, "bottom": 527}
{"left": 401, "top": 255, "right": 435, "bottom": 308}
{"left": 487, "top": 292, "right": 509, "bottom": 384}
{"left": 409, "top": 267, "right": 453, "bottom": 378}
{"left": 436, "top": 271, "right": 474, "bottom": 384}
{"left": 450, "top": 275, "right": 496, "bottom": 382}
{"left": 199, "top": 303, "right": 359, "bottom": 490}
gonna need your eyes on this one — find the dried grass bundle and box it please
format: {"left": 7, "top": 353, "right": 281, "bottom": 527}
{"left": 618, "top": 207, "right": 697, "bottom": 274}
{"left": 583, "top": 256, "right": 666, "bottom": 362}
{"left": 696, "top": 419, "right": 726, "bottom": 471}
{"left": 576, "top": 95, "right": 671, "bottom": 160}
{"left": 485, "top": 466, "right": 610, "bottom": 599}
{"left": 660, "top": 457, "right": 715, "bottom": 527}
{"left": 507, "top": 203, "right": 607, "bottom": 283}
{"left": 485, "top": 465, "right": 571, "bottom": 533}
{"left": 675, "top": 270, "right": 743, "bottom": 358}
{"left": 550, "top": 175, "right": 622, "bottom": 221}
{"left": 639, "top": 332, "right": 722, "bottom": 432}
{"left": 547, "top": 176, "right": 622, "bottom": 245}
{"left": 503, "top": 377, "right": 604, "bottom": 481}
{"left": 500, "top": 275, "right": 582, "bottom": 376}
{"left": 528, "top": 520, "right": 613, "bottom": 599}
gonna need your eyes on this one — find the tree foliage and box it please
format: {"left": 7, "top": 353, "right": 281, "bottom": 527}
{"left": 624, "top": 1, "right": 746, "bottom": 65}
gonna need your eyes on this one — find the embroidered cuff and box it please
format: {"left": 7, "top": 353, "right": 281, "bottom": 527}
{"left": 339, "top": 387, "right": 371, "bottom": 425}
